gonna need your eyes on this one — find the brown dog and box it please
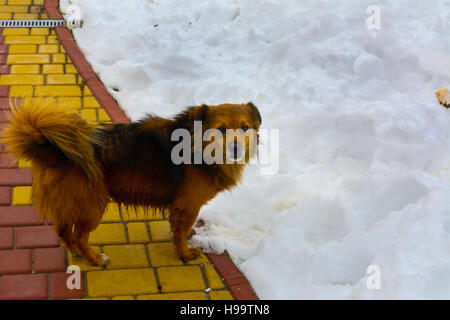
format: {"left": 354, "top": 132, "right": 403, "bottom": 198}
{"left": 2, "top": 99, "right": 261, "bottom": 265}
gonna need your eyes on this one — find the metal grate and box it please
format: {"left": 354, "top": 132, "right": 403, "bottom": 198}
{"left": 0, "top": 20, "right": 66, "bottom": 28}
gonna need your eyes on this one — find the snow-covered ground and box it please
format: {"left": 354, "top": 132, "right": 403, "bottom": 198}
{"left": 61, "top": 0, "right": 450, "bottom": 299}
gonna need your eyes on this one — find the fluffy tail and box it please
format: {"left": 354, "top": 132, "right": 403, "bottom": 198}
{"left": 1, "top": 97, "right": 101, "bottom": 181}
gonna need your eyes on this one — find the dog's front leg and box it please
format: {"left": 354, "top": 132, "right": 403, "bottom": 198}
{"left": 168, "top": 207, "right": 201, "bottom": 262}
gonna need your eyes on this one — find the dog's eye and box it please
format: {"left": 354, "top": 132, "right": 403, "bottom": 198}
{"left": 217, "top": 127, "right": 226, "bottom": 134}
{"left": 241, "top": 125, "right": 249, "bottom": 132}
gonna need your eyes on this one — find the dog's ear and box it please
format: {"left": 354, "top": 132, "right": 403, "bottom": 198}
{"left": 176, "top": 104, "right": 209, "bottom": 133}
{"left": 247, "top": 102, "right": 261, "bottom": 128}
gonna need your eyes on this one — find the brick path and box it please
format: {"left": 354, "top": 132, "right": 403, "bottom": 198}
{"left": 0, "top": 0, "right": 257, "bottom": 300}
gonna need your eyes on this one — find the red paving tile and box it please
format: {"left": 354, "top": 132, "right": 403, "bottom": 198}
{"left": 0, "top": 249, "right": 31, "bottom": 275}
{"left": 0, "top": 206, "right": 42, "bottom": 227}
{"left": 0, "top": 153, "right": 16, "bottom": 168}
{"left": 0, "top": 97, "right": 11, "bottom": 110}
{"left": 0, "top": 65, "right": 9, "bottom": 75}
{"left": 0, "top": 273, "right": 48, "bottom": 300}
{"left": 230, "top": 283, "right": 258, "bottom": 300}
{"left": 0, "top": 86, "right": 8, "bottom": 97}
{"left": 34, "top": 247, "right": 66, "bottom": 273}
{"left": 0, "top": 187, "right": 11, "bottom": 205}
{"left": 0, "top": 168, "right": 32, "bottom": 186}
{"left": 0, "top": 45, "right": 8, "bottom": 55}
{"left": 0, "top": 226, "right": 13, "bottom": 249}
{"left": 16, "top": 225, "right": 59, "bottom": 249}
{"left": 50, "top": 272, "right": 86, "bottom": 300}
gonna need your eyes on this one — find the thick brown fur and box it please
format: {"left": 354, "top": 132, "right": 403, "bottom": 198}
{"left": 1, "top": 98, "right": 261, "bottom": 265}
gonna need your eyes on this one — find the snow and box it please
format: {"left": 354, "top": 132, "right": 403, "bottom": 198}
{"left": 61, "top": 0, "right": 450, "bottom": 299}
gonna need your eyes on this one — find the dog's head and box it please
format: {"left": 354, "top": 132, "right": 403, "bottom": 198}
{"left": 205, "top": 103, "right": 261, "bottom": 165}
{"left": 178, "top": 102, "right": 261, "bottom": 166}
{"left": 173, "top": 102, "right": 261, "bottom": 168}
{"left": 170, "top": 102, "right": 261, "bottom": 187}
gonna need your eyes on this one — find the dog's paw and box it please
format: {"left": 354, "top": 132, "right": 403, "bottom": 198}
{"left": 180, "top": 248, "right": 201, "bottom": 262}
{"left": 100, "top": 253, "right": 111, "bottom": 264}
{"left": 188, "top": 228, "right": 196, "bottom": 238}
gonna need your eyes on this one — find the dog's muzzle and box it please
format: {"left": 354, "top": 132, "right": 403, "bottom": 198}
{"left": 227, "top": 142, "right": 245, "bottom": 162}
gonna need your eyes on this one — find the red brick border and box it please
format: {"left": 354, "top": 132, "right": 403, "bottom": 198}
{"left": 45, "top": 0, "right": 258, "bottom": 300}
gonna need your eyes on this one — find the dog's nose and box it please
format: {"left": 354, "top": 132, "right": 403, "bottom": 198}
{"left": 227, "top": 142, "right": 244, "bottom": 161}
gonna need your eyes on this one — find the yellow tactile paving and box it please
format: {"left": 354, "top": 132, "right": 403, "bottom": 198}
{"left": 11, "top": 186, "right": 32, "bottom": 205}
{"left": 1, "top": 2, "right": 233, "bottom": 300}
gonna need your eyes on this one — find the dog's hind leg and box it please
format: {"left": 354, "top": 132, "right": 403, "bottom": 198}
{"left": 71, "top": 198, "right": 109, "bottom": 266}
{"left": 56, "top": 222, "right": 81, "bottom": 256}
{"left": 73, "top": 221, "right": 110, "bottom": 266}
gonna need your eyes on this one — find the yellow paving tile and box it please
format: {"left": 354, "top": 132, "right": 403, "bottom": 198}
{"left": 112, "top": 296, "right": 135, "bottom": 300}
{"left": 101, "top": 203, "right": 122, "bottom": 223}
{"left": 65, "top": 64, "right": 77, "bottom": 74}
{"left": 87, "top": 269, "right": 158, "bottom": 297}
{"left": 57, "top": 97, "right": 82, "bottom": 111}
{"left": 149, "top": 220, "right": 172, "bottom": 242}
{"left": 18, "top": 159, "right": 32, "bottom": 169}
{"left": 0, "top": 6, "right": 29, "bottom": 13}
{"left": 42, "top": 64, "right": 63, "bottom": 74}
{"left": 9, "top": 85, "right": 33, "bottom": 97}
{"left": 0, "top": 74, "right": 44, "bottom": 85}
{"left": 98, "top": 109, "right": 111, "bottom": 122}
{"left": 80, "top": 108, "right": 97, "bottom": 122}
{"left": 89, "top": 223, "right": 127, "bottom": 245}
{"left": 4, "top": 36, "right": 46, "bottom": 44}
{"left": 103, "top": 244, "right": 149, "bottom": 269}
{"left": 34, "top": 85, "right": 81, "bottom": 97}
{"left": 13, "top": 13, "right": 38, "bottom": 19}
{"left": 138, "top": 292, "right": 206, "bottom": 300}
{"left": 12, "top": 186, "right": 32, "bottom": 205}
{"left": 209, "top": 290, "right": 233, "bottom": 300}
{"left": 186, "top": 252, "right": 209, "bottom": 265}
{"left": 0, "top": 13, "right": 12, "bottom": 19}
{"left": 83, "top": 96, "right": 100, "bottom": 108}
{"left": 127, "top": 222, "right": 150, "bottom": 243}
{"left": 38, "top": 45, "right": 59, "bottom": 54}
{"left": 157, "top": 266, "right": 206, "bottom": 293}
{"left": 29, "top": 5, "right": 42, "bottom": 13}
{"left": 10, "top": 65, "right": 40, "bottom": 74}
{"left": 84, "top": 86, "right": 93, "bottom": 96}
{"left": 204, "top": 264, "right": 225, "bottom": 289}
{"left": 8, "top": 0, "right": 32, "bottom": 5}
{"left": 7, "top": 54, "right": 50, "bottom": 64}
{"left": 46, "top": 74, "right": 76, "bottom": 85}
{"left": 30, "top": 28, "right": 49, "bottom": 36}
{"left": 8, "top": 45, "right": 37, "bottom": 54}
{"left": 52, "top": 54, "right": 66, "bottom": 63}
{"left": 148, "top": 242, "right": 184, "bottom": 267}
{"left": 2, "top": 28, "right": 29, "bottom": 36}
